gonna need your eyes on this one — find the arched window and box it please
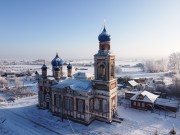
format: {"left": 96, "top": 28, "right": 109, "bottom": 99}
{"left": 90, "top": 99, "right": 94, "bottom": 112}
{"left": 78, "top": 100, "right": 83, "bottom": 113}
{"left": 111, "top": 64, "right": 114, "bottom": 78}
{"left": 45, "top": 94, "right": 50, "bottom": 102}
{"left": 99, "top": 99, "right": 103, "bottom": 112}
{"left": 99, "top": 64, "right": 105, "bottom": 80}
{"left": 65, "top": 97, "right": 69, "bottom": 110}
{"left": 54, "top": 94, "right": 56, "bottom": 106}
{"left": 56, "top": 94, "right": 59, "bottom": 108}
{"left": 69, "top": 98, "right": 73, "bottom": 111}
{"left": 59, "top": 95, "right": 62, "bottom": 108}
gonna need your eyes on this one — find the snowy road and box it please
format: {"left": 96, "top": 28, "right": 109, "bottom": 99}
{"left": 0, "top": 105, "right": 62, "bottom": 135}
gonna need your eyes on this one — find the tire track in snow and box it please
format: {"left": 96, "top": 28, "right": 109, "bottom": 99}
{"left": 0, "top": 105, "right": 63, "bottom": 135}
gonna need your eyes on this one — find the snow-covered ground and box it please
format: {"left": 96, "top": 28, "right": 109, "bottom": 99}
{"left": 0, "top": 96, "right": 179, "bottom": 135}
{"left": 0, "top": 60, "right": 178, "bottom": 135}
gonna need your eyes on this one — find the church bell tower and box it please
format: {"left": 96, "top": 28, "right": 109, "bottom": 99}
{"left": 93, "top": 25, "right": 118, "bottom": 123}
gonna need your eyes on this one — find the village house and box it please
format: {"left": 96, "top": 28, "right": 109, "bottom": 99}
{"left": 130, "top": 90, "right": 179, "bottom": 112}
{"left": 130, "top": 90, "right": 159, "bottom": 110}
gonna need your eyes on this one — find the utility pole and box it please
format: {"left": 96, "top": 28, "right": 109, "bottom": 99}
{"left": 61, "top": 92, "right": 64, "bottom": 122}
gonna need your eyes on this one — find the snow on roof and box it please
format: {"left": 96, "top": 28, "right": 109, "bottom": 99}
{"left": 117, "top": 84, "right": 123, "bottom": 87}
{"left": 73, "top": 72, "right": 94, "bottom": 79}
{"left": 47, "top": 76, "right": 55, "bottom": 80}
{"left": 130, "top": 90, "right": 159, "bottom": 103}
{"left": 128, "top": 80, "right": 138, "bottom": 87}
{"left": 52, "top": 78, "right": 92, "bottom": 92}
{"left": 125, "top": 91, "right": 142, "bottom": 95}
{"left": 155, "top": 98, "right": 179, "bottom": 108}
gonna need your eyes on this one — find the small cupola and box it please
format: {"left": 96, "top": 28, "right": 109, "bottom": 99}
{"left": 67, "top": 63, "right": 72, "bottom": 70}
{"left": 41, "top": 64, "right": 47, "bottom": 71}
{"left": 41, "top": 62, "right": 47, "bottom": 78}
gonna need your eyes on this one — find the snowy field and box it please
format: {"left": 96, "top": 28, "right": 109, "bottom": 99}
{"left": 7, "top": 64, "right": 167, "bottom": 80}
{"left": 0, "top": 96, "right": 180, "bottom": 135}
{"left": 0, "top": 59, "right": 167, "bottom": 79}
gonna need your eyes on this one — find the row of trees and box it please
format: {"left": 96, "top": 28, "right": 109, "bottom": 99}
{"left": 144, "top": 59, "right": 167, "bottom": 73}
{"left": 136, "top": 52, "right": 180, "bottom": 73}
{"left": 168, "top": 52, "right": 180, "bottom": 73}
{"left": 112, "top": 52, "right": 180, "bottom": 75}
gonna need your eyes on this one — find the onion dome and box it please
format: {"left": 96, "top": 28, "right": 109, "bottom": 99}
{"left": 51, "top": 53, "right": 63, "bottom": 66}
{"left": 54, "top": 66, "right": 60, "bottom": 71}
{"left": 67, "top": 63, "right": 72, "bottom": 69}
{"left": 41, "top": 64, "right": 47, "bottom": 70}
{"left": 98, "top": 26, "right": 111, "bottom": 42}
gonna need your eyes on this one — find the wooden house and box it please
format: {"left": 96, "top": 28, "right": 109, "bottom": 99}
{"left": 130, "top": 91, "right": 159, "bottom": 110}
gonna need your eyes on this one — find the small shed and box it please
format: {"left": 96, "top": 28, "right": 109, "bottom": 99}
{"left": 155, "top": 98, "right": 179, "bottom": 112}
{"left": 128, "top": 80, "right": 139, "bottom": 88}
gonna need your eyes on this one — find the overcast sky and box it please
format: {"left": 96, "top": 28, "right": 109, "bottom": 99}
{"left": 0, "top": 0, "right": 180, "bottom": 60}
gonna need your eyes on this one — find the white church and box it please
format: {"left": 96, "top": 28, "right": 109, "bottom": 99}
{"left": 38, "top": 26, "right": 118, "bottom": 125}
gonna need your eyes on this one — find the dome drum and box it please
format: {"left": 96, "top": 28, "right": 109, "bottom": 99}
{"left": 99, "top": 42, "right": 110, "bottom": 50}
{"left": 54, "top": 67, "right": 60, "bottom": 71}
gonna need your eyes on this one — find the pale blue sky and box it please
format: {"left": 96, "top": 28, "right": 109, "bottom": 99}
{"left": 0, "top": 0, "right": 180, "bottom": 60}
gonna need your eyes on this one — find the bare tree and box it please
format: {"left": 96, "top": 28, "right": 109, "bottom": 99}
{"left": 171, "top": 75, "right": 180, "bottom": 97}
{"left": 168, "top": 52, "right": 180, "bottom": 73}
{"left": 145, "top": 59, "right": 167, "bottom": 73}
